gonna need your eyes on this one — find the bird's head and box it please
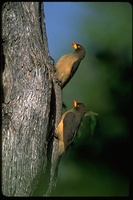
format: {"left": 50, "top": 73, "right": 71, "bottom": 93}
{"left": 73, "top": 99, "right": 86, "bottom": 114}
{"left": 72, "top": 42, "right": 86, "bottom": 58}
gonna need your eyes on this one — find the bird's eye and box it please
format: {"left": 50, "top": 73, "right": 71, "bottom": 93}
{"left": 77, "top": 45, "right": 80, "bottom": 49}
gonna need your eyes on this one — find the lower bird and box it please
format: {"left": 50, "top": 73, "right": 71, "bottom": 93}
{"left": 45, "top": 100, "right": 86, "bottom": 196}
{"left": 56, "top": 99, "right": 86, "bottom": 156}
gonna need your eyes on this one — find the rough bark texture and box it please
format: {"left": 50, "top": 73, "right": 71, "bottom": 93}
{"left": 2, "top": 2, "right": 62, "bottom": 196}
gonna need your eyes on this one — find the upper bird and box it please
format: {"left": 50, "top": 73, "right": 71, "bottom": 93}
{"left": 56, "top": 99, "right": 86, "bottom": 156}
{"left": 55, "top": 42, "right": 86, "bottom": 89}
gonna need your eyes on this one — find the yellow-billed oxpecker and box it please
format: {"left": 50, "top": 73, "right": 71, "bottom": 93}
{"left": 55, "top": 42, "right": 86, "bottom": 89}
{"left": 56, "top": 99, "right": 86, "bottom": 156}
{"left": 45, "top": 100, "right": 86, "bottom": 196}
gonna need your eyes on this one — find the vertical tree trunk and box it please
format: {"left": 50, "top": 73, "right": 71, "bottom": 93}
{"left": 2, "top": 2, "right": 61, "bottom": 196}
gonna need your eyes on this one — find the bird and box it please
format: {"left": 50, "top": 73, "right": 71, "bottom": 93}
{"left": 55, "top": 42, "right": 86, "bottom": 89}
{"left": 56, "top": 99, "right": 86, "bottom": 156}
{"left": 45, "top": 100, "right": 86, "bottom": 196}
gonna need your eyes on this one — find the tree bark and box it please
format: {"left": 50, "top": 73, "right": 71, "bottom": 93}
{"left": 2, "top": 2, "right": 61, "bottom": 196}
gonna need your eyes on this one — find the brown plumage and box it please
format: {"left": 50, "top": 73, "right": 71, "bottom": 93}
{"left": 45, "top": 100, "right": 86, "bottom": 195}
{"left": 56, "top": 100, "right": 86, "bottom": 156}
{"left": 55, "top": 42, "right": 86, "bottom": 89}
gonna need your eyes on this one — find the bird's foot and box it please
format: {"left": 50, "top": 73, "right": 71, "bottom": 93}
{"left": 49, "top": 56, "right": 55, "bottom": 66}
{"left": 55, "top": 78, "right": 62, "bottom": 88}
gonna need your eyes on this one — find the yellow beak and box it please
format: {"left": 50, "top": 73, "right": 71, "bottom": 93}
{"left": 72, "top": 42, "right": 77, "bottom": 49}
{"left": 73, "top": 100, "right": 77, "bottom": 108}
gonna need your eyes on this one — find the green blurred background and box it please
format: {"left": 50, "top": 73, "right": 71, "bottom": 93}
{"left": 44, "top": 2, "right": 132, "bottom": 196}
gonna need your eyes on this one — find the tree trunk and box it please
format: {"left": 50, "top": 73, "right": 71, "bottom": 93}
{"left": 2, "top": 2, "right": 62, "bottom": 196}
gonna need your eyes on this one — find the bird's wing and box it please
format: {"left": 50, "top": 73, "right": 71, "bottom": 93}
{"left": 63, "top": 111, "right": 79, "bottom": 149}
{"left": 70, "top": 59, "right": 81, "bottom": 77}
{"left": 62, "top": 58, "right": 81, "bottom": 88}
